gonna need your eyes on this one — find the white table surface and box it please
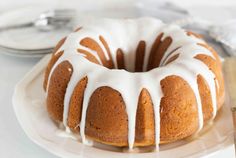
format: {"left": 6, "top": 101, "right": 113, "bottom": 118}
{"left": 0, "top": 54, "right": 58, "bottom": 158}
{"left": 0, "top": 0, "right": 236, "bottom": 158}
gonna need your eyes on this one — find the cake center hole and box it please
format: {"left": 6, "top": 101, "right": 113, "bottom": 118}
{"left": 78, "top": 34, "right": 174, "bottom": 72}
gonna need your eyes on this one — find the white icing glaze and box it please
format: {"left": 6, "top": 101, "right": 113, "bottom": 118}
{"left": 46, "top": 17, "right": 219, "bottom": 149}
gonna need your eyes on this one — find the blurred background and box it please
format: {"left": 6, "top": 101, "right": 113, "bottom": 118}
{"left": 1, "top": 0, "right": 236, "bottom": 10}
{"left": 0, "top": 0, "right": 236, "bottom": 57}
{"left": 1, "top": 0, "right": 236, "bottom": 21}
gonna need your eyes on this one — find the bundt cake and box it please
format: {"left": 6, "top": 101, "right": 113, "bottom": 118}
{"left": 43, "top": 17, "right": 225, "bottom": 149}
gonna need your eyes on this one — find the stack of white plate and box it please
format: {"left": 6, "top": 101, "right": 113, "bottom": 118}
{"left": 0, "top": 6, "right": 71, "bottom": 57}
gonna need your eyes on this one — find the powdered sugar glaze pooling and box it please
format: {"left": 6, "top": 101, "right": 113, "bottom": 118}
{"left": 46, "top": 17, "right": 218, "bottom": 149}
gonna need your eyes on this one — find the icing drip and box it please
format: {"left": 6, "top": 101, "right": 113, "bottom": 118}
{"left": 46, "top": 17, "right": 218, "bottom": 149}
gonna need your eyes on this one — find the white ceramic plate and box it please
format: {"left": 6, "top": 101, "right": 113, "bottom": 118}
{"left": 0, "top": 6, "right": 71, "bottom": 51}
{"left": 12, "top": 55, "right": 234, "bottom": 158}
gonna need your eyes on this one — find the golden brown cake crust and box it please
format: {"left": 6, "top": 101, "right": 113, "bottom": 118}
{"left": 46, "top": 61, "right": 73, "bottom": 122}
{"left": 44, "top": 29, "right": 225, "bottom": 147}
{"left": 43, "top": 36, "right": 66, "bottom": 90}
{"left": 67, "top": 77, "right": 88, "bottom": 132}
{"left": 85, "top": 86, "right": 128, "bottom": 146}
